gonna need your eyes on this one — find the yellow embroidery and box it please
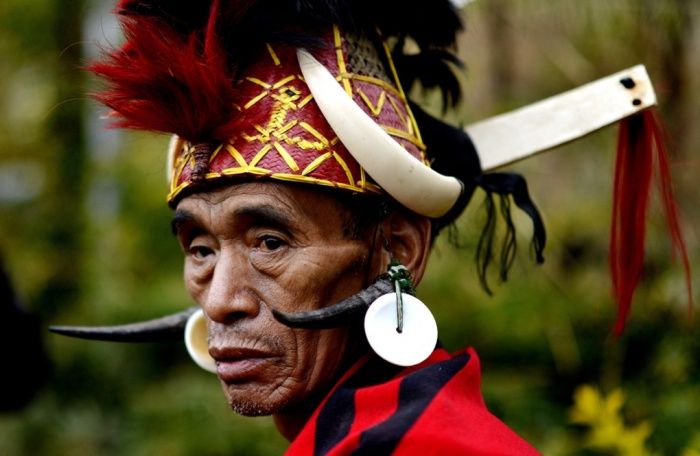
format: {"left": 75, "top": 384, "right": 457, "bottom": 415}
{"left": 294, "top": 138, "right": 327, "bottom": 151}
{"left": 384, "top": 126, "right": 426, "bottom": 150}
{"left": 272, "top": 75, "right": 296, "bottom": 89}
{"left": 381, "top": 40, "right": 424, "bottom": 146}
{"left": 272, "top": 120, "right": 298, "bottom": 138}
{"left": 343, "top": 73, "right": 402, "bottom": 98}
{"left": 359, "top": 167, "right": 367, "bottom": 188}
{"left": 332, "top": 152, "right": 356, "bottom": 185}
{"left": 357, "top": 88, "right": 386, "bottom": 117}
{"left": 387, "top": 95, "right": 407, "bottom": 126}
{"left": 253, "top": 124, "right": 269, "bottom": 137}
{"left": 298, "top": 94, "right": 314, "bottom": 108}
{"left": 266, "top": 44, "right": 281, "bottom": 66}
{"left": 299, "top": 122, "right": 330, "bottom": 147}
{"left": 168, "top": 168, "right": 382, "bottom": 204}
{"left": 334, "top": 26, "right": 353, "bottom": 96}
{"left": 246, "top": 77, "right": 272, "bottom": 89}
{"left": 273, "top": 142, "right": 300, "bottom": 172}
{"left": 207, "top": 144, "right": 225, "bottom": 163}
{"left": 270, "top": 173, "right": 356, "bottom": 191}
{"left": 269, "top": 86, "right": 301, "bottom": 128}
{"left": 168, "top": 180, "right": 191, "bottom": 202}
{"left": 249, "top": 144, "right": 272, "bottom": 168}
{"left": 226, "top": 145, "right": 249, "bottom": 168}
{"left": 244, "top": 91, "right": 269, "bottom": 109}
{"left": 302, "top": 152, "right": 333, "bottom": 176}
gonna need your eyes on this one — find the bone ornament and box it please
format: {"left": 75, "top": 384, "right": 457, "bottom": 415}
{"left": 184, "top": 309, "right": 217, "bottom": 374}
{"left": 364, "top": 293, "right": 438, "bottom": 367}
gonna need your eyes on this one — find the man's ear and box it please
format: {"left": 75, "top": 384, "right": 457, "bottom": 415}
{"left": 378, "top": 210, "right": 432, "bottom": 286}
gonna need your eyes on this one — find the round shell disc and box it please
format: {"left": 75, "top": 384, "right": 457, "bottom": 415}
{"left": 364, "top": 293, "right": 438, "bottom": 367}
{"left": 184, "top": 309, "right": 217, "bottom": 374}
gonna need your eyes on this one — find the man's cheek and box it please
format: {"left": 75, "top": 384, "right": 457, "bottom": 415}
{"left": 259, "top": 278, "right": 322, "bottom": 314}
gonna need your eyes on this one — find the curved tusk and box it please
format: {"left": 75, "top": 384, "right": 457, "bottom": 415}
{"left": 297, "top": 49, "right": 463, "bottom": 218}
{"left": 50, "top": 278, "right": 397, "bottom": 372}
{"left": 185, "top": 278, "right": 394, "bottom": 374}
{"left": 273, "top": 277, "right": 394, "bottom": 329}
{"left": 49, "top": 307, "right": 197, "bottom": 343}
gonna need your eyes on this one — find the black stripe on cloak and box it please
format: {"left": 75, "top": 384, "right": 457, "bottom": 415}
{"left": 314, "top": 356, "right": 404, "bottom": 456}
{"left": 350, "top": 353, "right": 470, "bottom": 455}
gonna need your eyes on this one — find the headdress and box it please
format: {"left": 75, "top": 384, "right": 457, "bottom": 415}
{"left": 89, "top": 0, "right": 541, "bottom": 285}
{"left": 52, "top": 0, "right": 692, "bottom": 367}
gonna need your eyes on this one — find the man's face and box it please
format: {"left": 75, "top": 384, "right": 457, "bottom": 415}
{"left": 173, "top": 182, "right": 375, "bottom": 416}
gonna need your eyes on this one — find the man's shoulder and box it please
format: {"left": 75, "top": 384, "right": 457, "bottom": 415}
{"left": 392, "top": 348, "right": 540, "bottom": 455}
{"left": 287, "top": 347, "right": 540, "bottom": 455}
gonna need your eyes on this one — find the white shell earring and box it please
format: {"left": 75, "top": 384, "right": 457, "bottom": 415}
{"left": 184, "top": 309, "right": 217, "bottom": 373}
{"left": 363, "top": 262, "right": 438, "bottom": 366}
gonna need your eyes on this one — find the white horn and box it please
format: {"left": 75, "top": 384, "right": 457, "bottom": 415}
{"left": 184, "top": 309, "right": 217, "bottom": 374}
{"left": 297, "top": 49, "right": 463, "bottom": 219}
{"left": 465, "top": 65, "right": 657, "bottom": 171}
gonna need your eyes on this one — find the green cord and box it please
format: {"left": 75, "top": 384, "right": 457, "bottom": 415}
{"left": 387, "top": 259, "right": 414, "bottom": 294}
{"left": 387, "top": 259, "right": 413, "bottom": 333}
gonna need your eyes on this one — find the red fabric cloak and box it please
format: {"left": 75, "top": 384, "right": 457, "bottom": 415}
{"left": 287, "top": 347, "right": 541, "bottom": 455}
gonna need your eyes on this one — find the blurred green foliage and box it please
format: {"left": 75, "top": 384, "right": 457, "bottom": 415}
{"left": 1, "top": 0, "right": 698, "bottom": 454}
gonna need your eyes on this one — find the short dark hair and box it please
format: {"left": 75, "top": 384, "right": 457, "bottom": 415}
{"left": 333, "top": 193, "right": 395, "bottom": 240}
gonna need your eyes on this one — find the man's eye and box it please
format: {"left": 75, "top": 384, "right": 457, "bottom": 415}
{"left": 189, "top": 245, "right": 213, "bottom": 260}
{"left": 260, "top": 235, "right": 284, "bottom": 251}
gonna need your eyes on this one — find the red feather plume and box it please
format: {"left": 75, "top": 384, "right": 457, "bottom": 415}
{"left": 610, "top": 109, "right": 693, "bottom": 336}
{"left": 89, "top": 0, "right": 257, "bottom": 144}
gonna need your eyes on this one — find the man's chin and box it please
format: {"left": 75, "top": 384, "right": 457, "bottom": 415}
{"left": 222, "top": 386, "right": 293, "bottom": 417}
{"left": 228, "top": 400, "right": 276, "bottom": 417}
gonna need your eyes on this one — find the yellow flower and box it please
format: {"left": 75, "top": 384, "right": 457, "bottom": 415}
{"left": 569, "top": 384, "right": 654, "bottom": 456}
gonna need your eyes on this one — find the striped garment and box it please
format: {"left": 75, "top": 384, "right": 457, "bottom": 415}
{"left": 287, "top": 347, "right": 540, "bottom": 455}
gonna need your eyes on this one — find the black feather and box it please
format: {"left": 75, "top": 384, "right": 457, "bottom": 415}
{"left": 395, "top": 50, "right": 464, "bottom": 109}
{"left": 409, "top": 101, "right": 480, "bottom": 234}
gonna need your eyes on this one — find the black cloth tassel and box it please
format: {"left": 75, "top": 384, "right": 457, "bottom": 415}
{"left": 474, "top": 173, "right": 546, "bottom": 293}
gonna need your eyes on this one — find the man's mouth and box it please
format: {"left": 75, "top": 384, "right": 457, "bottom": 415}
{"left": 209, "top": 346, "right": 276, "bottom": 382}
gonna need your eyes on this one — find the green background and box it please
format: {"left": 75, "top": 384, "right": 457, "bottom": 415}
{"left": 1, "top": 1, "right": 698, "bottom": 454}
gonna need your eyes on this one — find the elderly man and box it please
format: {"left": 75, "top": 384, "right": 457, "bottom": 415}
{"left": 52, "top": 0, "right": 690, "bottom": 454}
{"left": 172, "top": 182, "right": 493, "bottom": 451}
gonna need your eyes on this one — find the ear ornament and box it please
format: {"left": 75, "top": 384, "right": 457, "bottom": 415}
{"left": 364, "top": 260, "right": 438, "bottom": 367}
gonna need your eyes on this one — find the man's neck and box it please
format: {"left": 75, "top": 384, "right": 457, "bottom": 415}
{"left": 273, "top": 407, "right": 316, "bottom": 442}
{"left": 273, "top": 346, "right": 371, "bottom": 442}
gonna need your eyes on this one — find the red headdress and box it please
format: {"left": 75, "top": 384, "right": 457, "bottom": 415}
{"left": 90, "top": 0, "right": 461, "bottom": 205}
{"left": 89, "top": 0, "right": 542, "bottom": 289}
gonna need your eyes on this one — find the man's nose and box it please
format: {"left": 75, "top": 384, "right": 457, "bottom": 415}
{"left": 201, "top": 248, "right": 260, "bottom": 323}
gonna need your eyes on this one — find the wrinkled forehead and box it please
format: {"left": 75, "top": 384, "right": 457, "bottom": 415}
{"left": 173, "top": 181, "right": 362, "bottom": 234}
